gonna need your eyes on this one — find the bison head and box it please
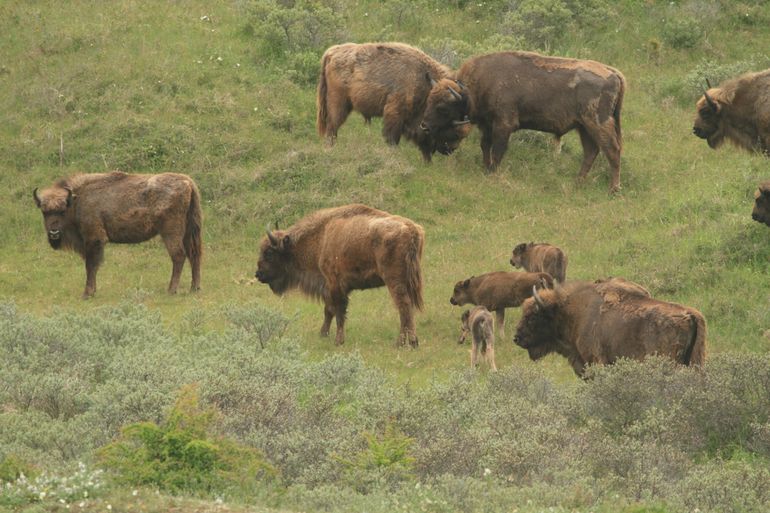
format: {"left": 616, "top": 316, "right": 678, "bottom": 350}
{"left": 449, "top": 277, "right": 473, "bottom": 306}
{"left": 752, "top": 182, "right": 770, "bottom": 226}
{"left": 510, "top": 242, "right": 532, "bottom": 268}
{"left": 514, "top": 285, "right": 561, "bottom": 360}
{"left": 33, "top": 185, "right": 74, "bottom": 250}
{"left": 256, "top": 228, "right": 293, "bottom": 295}
{"left": 692, "top": 86, "right": 725, "bottom": 149}
{"left": 429, "top": 121, "right": 472, "bottom": 156}
{"left": 420, "top": 76, "right": 471, "bottom": 143}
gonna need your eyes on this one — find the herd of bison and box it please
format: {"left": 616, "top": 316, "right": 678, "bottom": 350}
{"left": 33, "top": 43, "right": 770, "bottom": 377}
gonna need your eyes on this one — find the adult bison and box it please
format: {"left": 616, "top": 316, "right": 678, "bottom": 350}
{"left": 316, "top": 42, "right": 470, "bottom": 162}
{"left": 33, "top": 172, "right": 202, "bottom": 298}
{"left": 693, "top": 69, "right": 770, "bottom": 154}
{"left": 420, "top": 51, "right": 626, "bottom": 192}
{"left": 513, "top": 278, "right": 706, "bottom": 377}
{"left": 255, "top": 204, "right": 424, "bottom": 347}
{"left": 752, "top": 181, "right": 770, "bottom": 226}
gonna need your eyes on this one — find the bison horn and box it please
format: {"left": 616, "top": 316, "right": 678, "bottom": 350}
{"left": 532, "top": 284, "right": 546, "bottom": 310}
{"left": 703, "top": 89, "right": 718, "bottom": 111}
{"left": 452, "top": 116, "right": 470, "bottom": 126}
{"left": 65, "top": 188, "right": 73, "bottom": 207}
{"left": 705, "top": 78, "right": 712, "bottom": 89}
{"left": 447, "top": 86, "right": 462, "bottom": 101}
{"left": 33, "top": 187, "right": 41, "bottom": 207}
{"left": 266, "top": 225, "right": 279, "bottom": 246}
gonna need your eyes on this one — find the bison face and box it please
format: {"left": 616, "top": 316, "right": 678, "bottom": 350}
{"left": 420, "top": 77, "right": 471, "bottom": 141}
{"left": 752, "top": 183, "right": 770, "bottom": 226}
{"left": 693, "top": 94, "right": 724, "bottom": 149}
{"left": 514, "top": 288, "right": 560, "bottom": 360}
{"left": 431, "top": 122, "right": 471, "bottom": 156}
{"left": 510, "top": 242, "right": 530, "bottom": 268}
{"left": 256, "top": 230, "right": 293, "bottom": 295}
{"left": 33, "top": 186, "right": 73, "bottom": 250}
{"left": 449, "top": 278, "right": 473, "bottom": 306}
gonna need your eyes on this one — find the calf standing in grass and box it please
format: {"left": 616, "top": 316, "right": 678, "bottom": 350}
{"left": 459, "top": 306, "right": 497, "bottom": 371}
{"left": 33, "top": 171, "right": 202, "bottom": 298}
{"left": 450, "top": 271, "right": 554, "bottom": 340}
{"left": 510, "top": 242, "right": 568, "bottom": 283}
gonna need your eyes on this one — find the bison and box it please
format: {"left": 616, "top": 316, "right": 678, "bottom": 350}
{"left": 449, "top": 271, "right": 554, "bottom": 341}
{"left": 316, "top": 42, "right": 470, "bottom": 162}
{"left": 459, "top": 306, "right": 497, "bottom": 371}
{"left": 513, "top": 279, "right": 707, "bottom": 378}
{"left": 420, "top": 51, "right": 626, "bottom": 192}
{"left": 752, "top": 181, "right": 770, "bottom": 226}
{"left": 510, "top": 242, "right": 568, "bottom": 283}
{"left": 255, "top": 204, "right": 424, "bottom": 347}
{"left": 693, "top": 69, "right": 770, "bottom": 155}
{"left": 33, "top": 171, "right": 202, "bottom": 298}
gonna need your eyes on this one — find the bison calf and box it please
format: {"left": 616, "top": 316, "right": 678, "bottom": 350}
{"left": 510, "top": 242, "right": 568, "bottom": 283}
{"left": 459, "top": 306, "right": 497, "bottom": 371}
{"left": 33, "top": 172, "right": 202, "bottom": 298}
{"left": 450, "top": 271, "right": 554, "bottom": 341}
{"left": 752, "top": 181, "right": 770, "bottom": 226}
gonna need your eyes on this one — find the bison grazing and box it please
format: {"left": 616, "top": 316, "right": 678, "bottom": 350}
{"left": 420, "top": 51, "right": 626, "bottom": 192}
{"left": 752, "top": 181, "right": 770, "bottom": 226}
{"left": 513, "top": 279, "right": 707, "bottom": 377}
{"left": 459, "top": 306, "right": 497, "bottom": 372}
{"left": 693, "top": 69, "right": 770, "bottom": 155}
{"left": 316, "top": 42, "right": 470, "bottom": 162}
{"left": 255, "top": 204, "right": 424, "bottom": 347}
{"left": 449, "top": 271, "right": 554, "bottom": 341}
{"left": 33, "top": 172, "right": 202, "bottom": 298}
{"left": 510, "top": 242, "right": 568, "bottom": 283}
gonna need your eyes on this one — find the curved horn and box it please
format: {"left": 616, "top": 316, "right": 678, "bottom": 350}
{"left": 532, "top": 285, "right": 546, "bottom": 310}
{"left": 703, "top": 88, "right": 717, "bottom": 111}
{"left": 452, "top": 115, "right": 470, "bottom": 126}
{"left": 266, "top": 224, "right": 279, "bottom": 246}
{"left": 705, "top": 78, "right": 712, "bottom": 89}
{"left": 447, "top": 86, "right": 462, "bottom": 101}
{"left": 33, "top": 187, "right": 41, "bottom": 207}
{"left": 65, "top": 188, "right": 73, "bottom": 207}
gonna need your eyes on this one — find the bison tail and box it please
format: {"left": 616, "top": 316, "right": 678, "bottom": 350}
{"left": 184, "top": 181, "right": 203, "bottom": 263}
{"left": 406, "top": 228, "right": 425, "bottom": 311}
{"left": 316, "top": 51, "right": 331, "bottom": 138}
{"left": 613, "top": 72, "right": 626, "bottom": 149}
{"left": 683, "top": 312, "right": 707, "bottom": 367}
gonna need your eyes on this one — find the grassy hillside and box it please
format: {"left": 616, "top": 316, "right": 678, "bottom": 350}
{"left": 2, "top": 0, "right": 770, "bottom": 511}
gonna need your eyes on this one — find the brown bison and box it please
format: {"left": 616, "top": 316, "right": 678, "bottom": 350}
{"left": 316, "top": 42, "right": 470, "bottom": 162}
{"left": 752, "top": 181, "right": 770, "bottom": 225}
{"left": 693, "top": 69, "right": 770, "bottom": 154}
{"left": 510, "top": 242, "right": 568, "bottom": 283}
{"left": 255, "top": 204, "right": 424, "bottom": 347}
{"left": 449, "top": 271, "right": 554, "bottom": 340}
{"left": 420, "top": 51, "right": 626, "bottom": 192}
{"left": 514, "top": 279, "right": 707, "bottom": 377}
{"left": 459, "top": 306, "right": 497, "bottom": 371}
{"left": 33, "top": 172, "right": 202, "bottom": 298}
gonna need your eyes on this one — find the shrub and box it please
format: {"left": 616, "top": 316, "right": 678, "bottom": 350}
{"left": 661, "top": 18, "right": 703, "bottom": 49}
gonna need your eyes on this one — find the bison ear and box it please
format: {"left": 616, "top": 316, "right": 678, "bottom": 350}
{"left": 426, "top": 72, "right": 437, "bottom": 88}
{"left": 33, "top": 188, "right": 41, "bottom": 208}
{"left": 282, "top": 235, "right": 291, "bottom": 251}
{"left": 462, "top": 278, "right": 471, "bottom": 288}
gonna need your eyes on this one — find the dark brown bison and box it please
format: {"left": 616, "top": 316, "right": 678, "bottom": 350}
{"left": 255, "top": 204, "right": 424, "bottom": 347}
{"left": 33, "top": 172, "right": 202, "bottom": 298}
{"left": 449, "top": 271, "right": 554, "bottom": 340}
{"left": 752, "top": 181, "right": 770, "bottom": 225}
{"left": 459, "top": 306, "right": 497, "bottom": 371}
{"left": 510, "top": 242, "right": 568, "bottom": 283}
{"left": 420, "top": 51, "right": 626, "bottom": 192}
{"left": 316, "top": 42, "right": 470, "bottom": 162}
{"left": 514, "top": 279, "right": 707, "bottom": 377}
{"left": 693, "top": 69, "right": 770, "bottom": 154}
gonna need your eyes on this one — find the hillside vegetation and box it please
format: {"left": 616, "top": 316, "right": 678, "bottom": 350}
{"left": 2, "top": 1, "right": 770, "bottom": 512}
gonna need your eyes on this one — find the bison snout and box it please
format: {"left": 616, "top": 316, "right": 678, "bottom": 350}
{"left": 48, "top": 230, "right": 61, "bottom": 240}
{"left": 693, "top": 127, "right": 706, "bottom": 139}
{"left": 255, "top": 270, "right": 268, "bottom": 283}
{"left": 449, "top": 297, "right": 457, "bottom": 305}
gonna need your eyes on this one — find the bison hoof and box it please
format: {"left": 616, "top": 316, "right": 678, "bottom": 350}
{"left": 609, "top": 184, "right": 622, "bottom": 195}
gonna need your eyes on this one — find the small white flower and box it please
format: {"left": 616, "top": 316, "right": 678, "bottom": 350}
{"left": 83, "top": 491, "right": 88, "bottom": 498}
{"left": 133, "top": 489, "right": 138, "bottom": 496}
{"left": 107, "top": 504, "right": 112, "bottom": 510}
{"left": 483, "top": 468, "right": 491, "bottom": 476}
{"left": 216, "top": 56, "right": 223, "bottom": 62}
{"left": 79, "top": 501, "right": 85, "bottom": 507}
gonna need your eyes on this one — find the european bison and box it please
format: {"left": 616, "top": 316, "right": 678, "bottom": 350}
{"left": 752, "top": 181, "right": 770, "bottom": 226}
{"left": 693, "top": 69, "right": 770, "bottom": 155}
{"left": 514, "top": 279, "right": 707, "bottom": 377}
{"left": 449, "top": 271, "right": 554, "bottom": 340}
{"left": 420, "top": 51, "right": 626, "bottom": 192}
{"left": 316, "top": 42, "right": 470, "bottom": 162}
{"left": 33, "top": 172, "right": 202, "bottom": 298}
{"left": 255, "top": 204, "right": 424, "bottom": 347}
{"left": 459, "top": 306, "right": 497, "bottom": 371}
{"left": 510, "top": 242, "right": 568, "bottom": 283}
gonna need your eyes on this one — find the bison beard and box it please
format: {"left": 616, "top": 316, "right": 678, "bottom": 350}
{"left": 255, "top": 204, "right": 424, "bottom": 348}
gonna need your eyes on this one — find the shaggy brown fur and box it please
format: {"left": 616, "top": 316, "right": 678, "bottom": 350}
{"left": 693, "top": 69, "right": 770, "bottom": 154}
{"left": 514, "top": 279, "right": 707, "bottom": 377}
{"left": 449, "top": 271, "right": 554, "bottom": 341}
{"left": 752, "top": 181, "right": 770, "bottom": 226}
{"left": 459, "top": 306, "right": 497, "bottom": 371}
{"left": 255, "top": 204, "right": 424, "bottom": 347}
{"left": 316, "top": 42, "right": 470, "bottom": 162}
{"left": 33, "top": 172, "right": 202, "bottom": 298}
{"left": 421, "top": 51, "right": 626, "bottom": 193}
{"left": 510, "top": 242, "right": 568, "bottom": 283}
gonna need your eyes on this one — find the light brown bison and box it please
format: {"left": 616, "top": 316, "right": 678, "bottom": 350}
{"left": 459, "top": 306, "right": 497, "bottom": 371}
{"left": 420, "top": 51, "right": 626, "bottom": 192}
{"left": 316, "top": 42, "right": 470, "bottom": 162}
{"left": 33, "top": 172, "right": 202, "bottom": 298}
{"left": 255, "top": 204, "right": 424, "bottom": 347}
{"left": 693, "top": 70, "right": 770, "bottom": 154}
{"left": 514, "top": 279, "right": 706, "bottom": 377}
{"left": 449, "top": 271, "right": 554, "bottom": 340}
{"left": 510, "top": 242, "right": 568, "bottom": 283}
{"left": 752, "top": 181, "right": 770, "bottom": 226}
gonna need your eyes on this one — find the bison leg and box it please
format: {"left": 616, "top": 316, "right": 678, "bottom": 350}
{"left": 322, "top": 90, "right": 352, "bottom": 146}
{"left": 83, "top": 241, "right": 105, "bottom": 299}
{"left": 471, "top": 340, "right": 479, "bottom": 369}
{"left": 387, "top": 282, "right": 418, "bottom": 348}
{"left": 598, "top": 124, "right": 622, "bottom": 194}
{"left": 382, "top": 98, "right": 404, "bottom": 146}
{"left": 576, "top": 126, "right": 600, "bottom": 183}
{"left": 329, "top": 291, "right": 349, "bottom": 346}
{"left": 494, "top": 309, "right": 505, "bottom": 343}
{"left": 486, "top": 340, "right": 497, "bottom": 372}
{"left": 320, "top": 303, "right": 334, "bottom": 337}
{"left": 162, "top": 235, "right": 186, "bottom": 294}
{"left": 489, "top": 123, "right": 513, "bottom": 171}
{"left": 480, "top": 124, "right": 493, "bottom": 169}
